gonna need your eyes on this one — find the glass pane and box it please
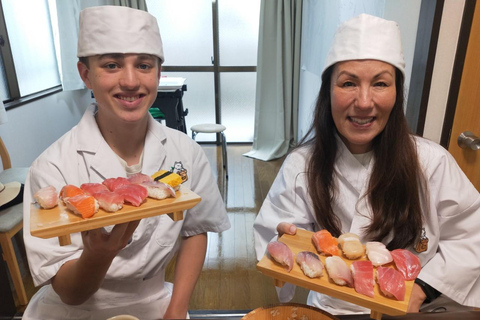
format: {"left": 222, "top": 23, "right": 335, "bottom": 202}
{"left": 160, "top": 71, "right": 216, "bottom": 141}
{"left": 146, "top": 0, "right": 214, "bottom": 66}
{"left": 3, "top": 0, "right": 60, "bottom": 96}
{"left": 218, "top": 0, "right": 261, "bottom": 66}
{"left": 0, "top": 54, "right": 9, "bottom": 100}
{"left": 220, "top": 72, "right": 256, "bottom": 142}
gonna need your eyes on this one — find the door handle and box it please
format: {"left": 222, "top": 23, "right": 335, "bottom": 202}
{"left": 457, "top": 131, "right": 480, "bottom": 150}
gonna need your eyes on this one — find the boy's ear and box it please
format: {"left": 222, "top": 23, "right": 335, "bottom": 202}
{"left": 77, "top": 61, "right": 92, "bottom": 89}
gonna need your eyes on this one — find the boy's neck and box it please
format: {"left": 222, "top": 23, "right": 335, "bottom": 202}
{"left": 95, "top": 113, "right": 148, "bottom": 166}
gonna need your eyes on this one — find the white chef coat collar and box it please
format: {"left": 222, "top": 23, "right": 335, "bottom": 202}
{"left": 75, "top": 104, "right": 168, "bottom": 178}
{"left": 334, "top": 133, "right": 374, "bottom": 194}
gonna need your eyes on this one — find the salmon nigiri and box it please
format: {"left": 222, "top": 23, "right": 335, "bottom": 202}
{"left": 312, "top": 229, "right": 340, "bottom": 256}
{"left": 64, "top": 194, "right": 99, "bottom": 218}
{"left": 59, "top": 185, "right": 85, "bottom": 202}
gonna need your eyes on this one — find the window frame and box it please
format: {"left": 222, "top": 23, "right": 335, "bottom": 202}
{"left": 0, "top": 1, "right": 62, "bottom": 109}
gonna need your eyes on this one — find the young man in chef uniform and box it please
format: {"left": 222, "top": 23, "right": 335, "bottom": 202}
{"left": 22, "top": 6, "right": 230, "bottom": 319}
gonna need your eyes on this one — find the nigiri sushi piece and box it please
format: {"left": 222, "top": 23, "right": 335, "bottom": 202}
{"left": 102, "top": 177, "right": 131, "bottom": 191}
{"left": 376, "top": 266, "right": 405, "bottom": 301}
{"left": 114, "top": 184, "right": 148, "bottom": 207}
{"left": 59, "top": 184, "right": 85, "bottom": 202}
{"left": 366, "top": 242, "right": 393, "bottom": 266}
{"left": 338, "top": 233, "right": 365, "bottom": 260}
{"left": 391, "top": 249, "right": 422, "bottom": 280}
{"left": 64, "top": 194, "right": 99, "bottom": 218}
{"left": 140, "top": 180, "right": 176, "bottom": 199}
{"left": 325, "top": 256, "right": 354, "bottom": 287}
{"left": 33, "top": 185, "right": 58, "bottom": 209}
{"left": 351, "top": 260, "right": 374, "bottom": 298}
{"left": 296, "top": 251, "right": 323, "bottom": 278}
{"left": 267, "top": 241, "right": 294, "bottom": 272}
{"left": 92, "top": 190, "right": 124, "bottom": 212}
{"left": 80, "top": 183, "right": 108, "bottom": 196}
{"left": 127, "top": 173, "right": 153, "bottom": 184}
{"left": 312, "top": 229, "right": 339, "bottom": 256}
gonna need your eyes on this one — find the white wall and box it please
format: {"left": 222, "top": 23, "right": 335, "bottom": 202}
{"left": 0, "top": 89, "right": 93, "bottom": 167}
{"left": 297, "top": 0, "right": 422, "bottom": 141}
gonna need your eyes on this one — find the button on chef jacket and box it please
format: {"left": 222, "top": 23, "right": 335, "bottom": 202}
{"left": 253, "top": 134, "right": 480, "bottom": 315}
{"left": 23, "top": 104, "right": 231, "bottom": 319}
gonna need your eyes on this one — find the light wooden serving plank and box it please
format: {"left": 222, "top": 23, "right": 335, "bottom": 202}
{"left": 30, "top": 188, "right": 201, "bottom": 245}
{"left": 257, "top": 229, "right": 413, "bottom": 319}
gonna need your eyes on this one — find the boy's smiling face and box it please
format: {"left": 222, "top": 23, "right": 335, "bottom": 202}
{"left": 78, "top": 53, "right": 160, "bottom": 124}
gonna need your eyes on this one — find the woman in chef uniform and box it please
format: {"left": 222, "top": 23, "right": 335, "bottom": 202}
{"left": 254, "top": 14, "right": 480, "bottom": 315}
{"left": 22, "top": 6, "right": 230, "bottom": 320}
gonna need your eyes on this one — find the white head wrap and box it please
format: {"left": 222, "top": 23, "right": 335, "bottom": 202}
{"left": 323, "top": 14, "right": 405, "bottom": 77}
{"left": 77, "top": 6, "right": 164, "bottom": 63}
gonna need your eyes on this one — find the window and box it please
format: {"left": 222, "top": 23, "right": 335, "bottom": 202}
{"left": 147, "top": 0, "right": 260, "bottom": 143}
{"left": 0, "top": 0, "right": 60, "bottom": 103}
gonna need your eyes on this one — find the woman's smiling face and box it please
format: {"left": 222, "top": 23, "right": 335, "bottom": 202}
{"left": 330, "top": 60, "right": 397, "bottom": 154}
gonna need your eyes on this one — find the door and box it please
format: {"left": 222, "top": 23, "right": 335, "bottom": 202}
{"left": 447, "top": 1, "right": 480, "bottom": 191}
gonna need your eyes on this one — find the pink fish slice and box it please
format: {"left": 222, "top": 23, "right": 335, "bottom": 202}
{"left": 114, "top": 184, "right": 148, "bottom": 207}
{"left": 33, "top": 185, "right": 58, "bottom": 209}
{"left": 102, "top": 177, "right": 131, "bottom": 191}
{"left": 351, "top": 260, "right": 374, "bottom": 298}
{"left": 391, "top": 249, "right": 421, "bottom": 280}
{"left": 92, "top": 190, "right": 124, "bottom": 212}
{"left": 267, "top": 241, "right": 294, "bottom": 272}
{"left": 377, "top": 266, "right": 406, "bottom": 301}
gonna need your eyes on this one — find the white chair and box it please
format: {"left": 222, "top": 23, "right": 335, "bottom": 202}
{"left": 0, "top": 136, "right": 29, "bottom": 306}
{"left": 191, "top": 124, "right": 228, "bottom": 179}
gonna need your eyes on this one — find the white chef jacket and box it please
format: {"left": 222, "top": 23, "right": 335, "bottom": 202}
{"left": 254, "top": 134, "right": 480, "bottom": 315}
{"left": 23, "top": 104, "right": 231, "bottom": 320}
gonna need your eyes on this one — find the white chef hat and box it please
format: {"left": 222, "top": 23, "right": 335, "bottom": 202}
{"left": 323, "top": 14, "right": 405, "bottom": 77}
{"left": 77, "top": 6, "right": 164, "bottom": 63}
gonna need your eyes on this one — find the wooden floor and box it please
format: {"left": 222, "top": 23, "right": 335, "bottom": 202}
{"left": 12, "top": 144, "right": 308, "bottom": 313}
{"left": 166, "top": 144, "right": 309, "bottom": 311}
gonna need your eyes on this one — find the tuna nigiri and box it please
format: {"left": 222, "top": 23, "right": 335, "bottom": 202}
{"left": 376, "top": 266, "right": 405, "bottom": 301}
{"left": 80, "top": 183, "right": 108, "bottom": 196}
{"left": 296, "top": 251, "right": 323, "bottom": 278}
{"left": 338, "top": 233, "right": 365, "bottom": 259}
{"left": 325, "top": 256, "right": 354, "bottom": 287}
{"left": 366, "top": 242, "right": 393, "bottom": 266}
{"left": 391, "top": 249, "right": 422, "bottom": 280}
{"left": 92, "top": 190, "right": 124, "bottom": 212}
{"left": 114, "top": 184, "right": 148, "bottom": 207}
{"left": 351, "top": 260, "right": 374, "bottom": 298}
{"left": 102, "top": 177, "right": 131, "bottom": 191}
{"left": 33, "top": 185, "right": 58, "bottom": 209}
{"left": 312, "top": 229, "right": 339, "bottom": 256}
{"left": 267, "top": 241, "right": 294, "bottom": 272}
{"left": 59, "top": 184, "right": 85, "bottom": 201}
{"left": 64, "top": 193, "right": 99, "bottom": 218}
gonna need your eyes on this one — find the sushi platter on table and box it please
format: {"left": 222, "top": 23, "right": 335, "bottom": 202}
{"left": 30, "top": 187, "right": 201, "bottom": 246}
{"left": 256, "top": 229, "right": 414, "bottom": 320}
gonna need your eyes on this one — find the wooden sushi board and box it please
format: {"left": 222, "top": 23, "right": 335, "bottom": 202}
{"left": 30, "top": 188, "right": 201, "bottom": 246}
{"left": 256, "top": 229, "right": 413, "bottom": 320}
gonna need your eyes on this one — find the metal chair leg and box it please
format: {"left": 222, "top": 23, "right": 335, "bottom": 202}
{"left": 221, "top": 132, "right": 228, "bottom": 179}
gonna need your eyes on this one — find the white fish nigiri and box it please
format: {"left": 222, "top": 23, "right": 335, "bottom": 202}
{"left": 296, "top": 251, "right": 323, "bottom": 278}
{"left": 33, "top": 185, "right": 58, "bottom": 209}
{"left": 140, "top": 180, "right": 176, "bottom": 199}
{"left": 366, "top": 242, "right": 393, "bottom": 266}
{"left": 325, "top": 256, "right": 354, "bottom": 287}
{"left": 267, "top": 241, "right": 294, "bottom": 272}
